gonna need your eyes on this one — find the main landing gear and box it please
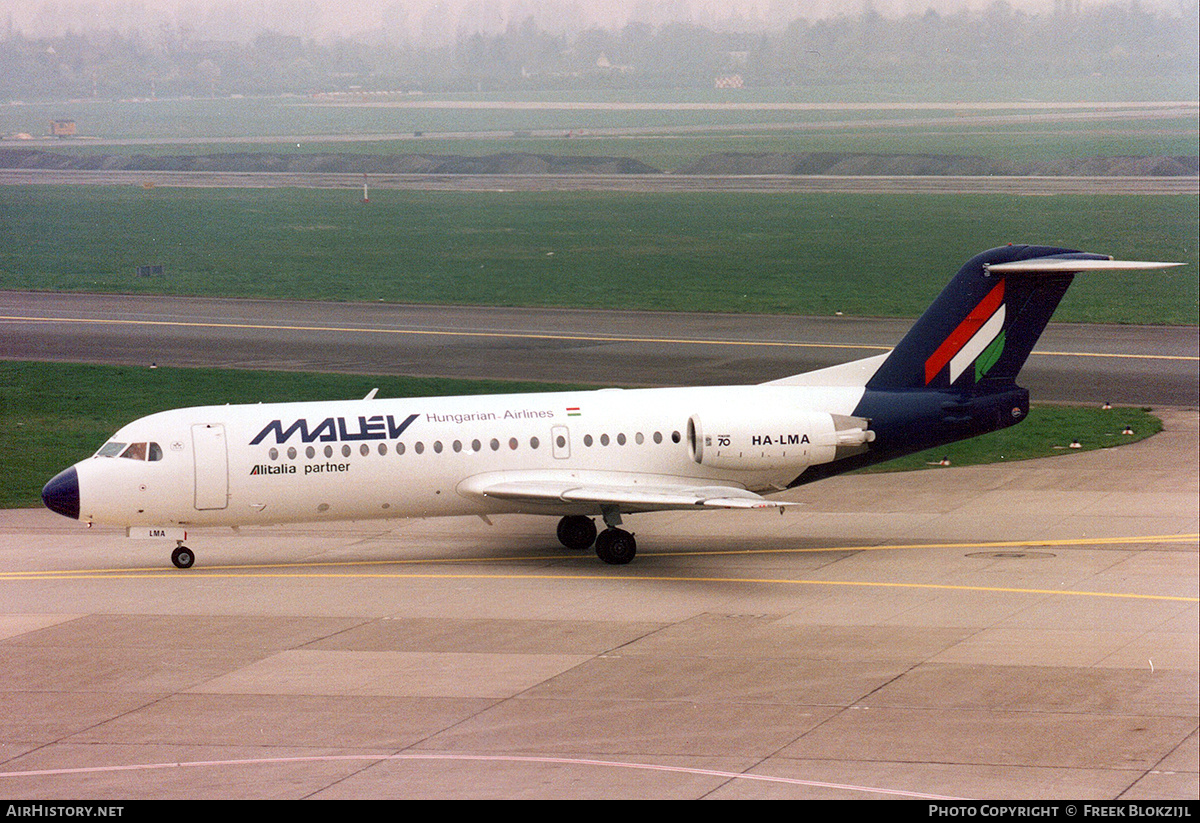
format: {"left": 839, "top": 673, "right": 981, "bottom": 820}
{"left": 556, "top": 515, "right": 597, "bottom": 550}
{"left": 593, "top": 527, "right": 636, "bottom": 565}
{"left": 171, "top": 542, "right": 195, "bottom": 569}
{"left": 555, "top": 513, "right": 637, "bottom": 565}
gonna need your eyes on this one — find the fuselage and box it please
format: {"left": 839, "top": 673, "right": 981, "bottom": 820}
{"left": 50, "top": 382, "right": 867, "bottom": 529}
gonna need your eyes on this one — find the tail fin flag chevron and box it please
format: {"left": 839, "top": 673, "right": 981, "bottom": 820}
{"left": 922, "top": 276, "right": 1006, "bottom": 386}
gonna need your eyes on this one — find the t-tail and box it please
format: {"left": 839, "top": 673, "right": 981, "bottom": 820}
{"left": 791, "top": 244, "right": 1180, "bottom": 486}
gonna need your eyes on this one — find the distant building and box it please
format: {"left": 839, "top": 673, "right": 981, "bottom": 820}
{"left": 48, "top": 120, "right": 76, "bottom": 137}
{"left": 595, "top": 53, "right": 633, "bottom": 74}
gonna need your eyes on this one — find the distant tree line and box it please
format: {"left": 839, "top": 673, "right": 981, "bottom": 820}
{"left": 1, "top": 2, "right": 1196, "bottom": 99}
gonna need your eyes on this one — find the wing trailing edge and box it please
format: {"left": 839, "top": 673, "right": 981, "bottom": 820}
{"left": 460, "top": 473, "right": 792, "bottom": 512}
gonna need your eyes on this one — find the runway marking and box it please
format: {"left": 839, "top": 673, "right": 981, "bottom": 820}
{"left": 0, "top": 752, "right": 964, "bottom": 798}
{"left": 3, "top": 314, "right": 1197, "bottom": 361}
{"left": 5, "top": 535, "right": 1196, "bottom": 602}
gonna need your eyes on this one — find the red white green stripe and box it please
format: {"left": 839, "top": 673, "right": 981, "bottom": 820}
{"left": 924, "top": 280, "right": 1006, "bottom": 385}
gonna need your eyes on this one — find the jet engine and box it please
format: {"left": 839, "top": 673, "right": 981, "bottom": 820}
{"left": 687, "top": 409, "right": 874, "bottom": 472}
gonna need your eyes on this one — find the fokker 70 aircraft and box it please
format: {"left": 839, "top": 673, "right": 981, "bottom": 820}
{"left": 42, "top": 245, "right": 1176, "bottom": 567}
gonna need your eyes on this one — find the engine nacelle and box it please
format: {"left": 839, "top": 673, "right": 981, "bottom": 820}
{"left": 687, "top": 409, "right": 874, "bottom": 472}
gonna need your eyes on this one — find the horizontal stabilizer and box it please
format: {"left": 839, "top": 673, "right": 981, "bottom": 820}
{"left": 985, "top": 259, "right": 1181, "bottom": 274}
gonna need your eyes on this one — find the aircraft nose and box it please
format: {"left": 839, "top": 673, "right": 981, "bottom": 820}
{"left": 42, "top": 466, "right": 80, "bottom": 520}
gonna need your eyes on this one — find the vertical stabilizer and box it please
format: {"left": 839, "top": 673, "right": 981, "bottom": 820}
{"left": 791, "top": 245, "right": 1179, "bottom": 487}
{"left": 866, "top": 245, "right": 1109, "bottom": 394}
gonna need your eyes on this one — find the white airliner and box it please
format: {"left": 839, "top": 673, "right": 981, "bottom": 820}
{"left": 42, "top": 245, "right": 1178, "bottom": 567}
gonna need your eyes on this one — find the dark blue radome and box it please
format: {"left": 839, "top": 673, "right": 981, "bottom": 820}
{"left": 42, "top": 466, "right": 80, "bottom": 520}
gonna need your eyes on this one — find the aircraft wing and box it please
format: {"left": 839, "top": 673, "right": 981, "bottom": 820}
{"left": 458, "top": 472, "right": 791, "bottom": 512}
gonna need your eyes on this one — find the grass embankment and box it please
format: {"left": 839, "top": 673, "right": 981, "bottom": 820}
{"left": 2, "top": 187, "right": 1196, "bottom": 324}
{"left": 0, "top": 361, "right": 1162, "bottom": 509}
{"left": 27, "top": 116, "right": 1200, "bottom": 171}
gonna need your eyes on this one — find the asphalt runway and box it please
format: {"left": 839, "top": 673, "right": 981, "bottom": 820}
{"left": 0, "top": 408, "right": 1195, "bottom": 799}
{"left": 1, "top": 168, "right": 1196, "bottom": 195}
{"left": 2, "top": 291, "right": 1196, "bottom": 406}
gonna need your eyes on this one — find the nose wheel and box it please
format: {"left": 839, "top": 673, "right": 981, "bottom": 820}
{"left": 171, "top": 543, "right": 195, "bottom": 569}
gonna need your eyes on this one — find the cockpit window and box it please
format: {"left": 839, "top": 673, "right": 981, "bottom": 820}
{"left": 95, "top": 441, "right": 126, "bottom": 458}
{"left": 120, "top": 443, "right": 148, "bottom": 461}
{"left": 98, "top": 442, "right": 163, "bottom": 461}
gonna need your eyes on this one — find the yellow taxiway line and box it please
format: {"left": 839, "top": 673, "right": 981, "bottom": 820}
{"left": 3, "top": 315, "right": 1196, "bottom": 361}
{"left": 4, "top": 534, "right": 1195, "bottom": 602}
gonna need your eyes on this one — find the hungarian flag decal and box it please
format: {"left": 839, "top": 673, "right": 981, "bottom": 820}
{"left": 924, "top": 280, "right": 1006, "bottom": 385}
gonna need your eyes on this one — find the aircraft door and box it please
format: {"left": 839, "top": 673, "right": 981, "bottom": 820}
{"left": 192, "top": 423, "right": 229, "bottom": 510}
{"left": 551, "top": 425, "right": 570, "bottom": 459}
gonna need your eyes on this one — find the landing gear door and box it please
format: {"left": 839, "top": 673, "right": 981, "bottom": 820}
{"left": 192, "top": 423, "right": 229, "bottom": 510}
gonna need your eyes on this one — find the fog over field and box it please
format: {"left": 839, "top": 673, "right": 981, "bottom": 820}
{"left": 2, "top": 0, "right": 1195, "bottom": 99}
{"left": 0, "top": 0, "right": 1190, "bottom": 42}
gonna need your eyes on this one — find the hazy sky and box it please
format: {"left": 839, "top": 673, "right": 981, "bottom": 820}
{"left": 4, "top": 0, "right": 1183, "bottom": 43}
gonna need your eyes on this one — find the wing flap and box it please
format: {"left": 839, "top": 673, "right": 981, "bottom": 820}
{"left": 462, "top": 475, "right": 790, "bottom": 511}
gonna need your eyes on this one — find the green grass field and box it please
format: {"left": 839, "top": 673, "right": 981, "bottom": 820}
{"left": 0, "top": 361, "right": 1162, "bottom": 509}
{"left": 2, "top": 186, "right": 1196, "bottom": 323}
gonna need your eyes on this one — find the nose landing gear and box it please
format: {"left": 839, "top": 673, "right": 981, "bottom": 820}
{"left": 171, "top": 542, "right": 194, "bottom": 569}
